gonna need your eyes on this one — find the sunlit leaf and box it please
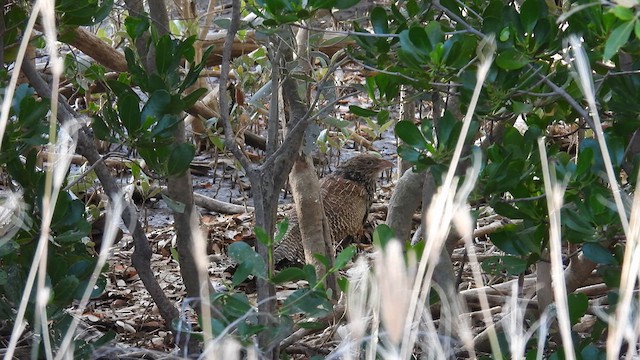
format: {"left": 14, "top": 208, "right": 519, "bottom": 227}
{"left": 604, "top": 21, "right": 634, "bottom": 61}
{"left": 395, "top": 121, "right": 429, "bottom": 150}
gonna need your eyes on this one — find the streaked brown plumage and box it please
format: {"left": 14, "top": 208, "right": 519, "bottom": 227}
{"left": 274, "top": 154, "right": 393, "bottom": 265}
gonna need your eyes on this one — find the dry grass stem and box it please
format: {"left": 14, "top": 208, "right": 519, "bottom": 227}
{"left": 538, "top": 137, "right": 575, "bottom": 360}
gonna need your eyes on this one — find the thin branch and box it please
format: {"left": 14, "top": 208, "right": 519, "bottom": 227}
{"left": 292, "top": 23, "right": 400, "bottom": 38}
{"left": 219, "top": 0, "right": 252, "bottom": 172}
{"left": 262, "top": 56, "right": 347, "bottom": 176}
{"left": 348, "top": 55, "right": 420, "bottom": 82}
{"left": 433, "top": 0, "right": 484, "bottom": 37}
{"left": 20, "top": 59, "right": 181, "bottom": 331}
{"left": 266, "top": 38, "right": 282, "bottom": 157}
{"left": 531, "top": 66, "right": 597, "bottom": 132}
{"left": 500, "top": 193, "right": 546, "bottom": 203}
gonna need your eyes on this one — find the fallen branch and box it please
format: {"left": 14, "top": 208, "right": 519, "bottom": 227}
{"left": 193, "top": 192, "right": 253, "bottom": 214}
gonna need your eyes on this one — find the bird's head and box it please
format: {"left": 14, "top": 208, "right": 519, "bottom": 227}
{"left": 334, "top": 153, "right": 394, "bottom": 184}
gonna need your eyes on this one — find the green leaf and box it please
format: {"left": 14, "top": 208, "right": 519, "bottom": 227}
{"left": 371, "top": 7, "right": 389, "bottom": 35}
{"left": 52, "top": 276, "right": 80, "bottom": 306}
{"left": 581, "top": 345, "right": 605, "bottom": 360}
{"left": 302, "top": 264, "right": 317, "bottom": 287}
{"left": 155, "top": 35, "right": 174, "bottom": 75}
{"left": 496, "top": 49, "right": 530, "bottom": 70}
{"left": 175, "top": 36, "right": 197, "bottom": 62}
{"left": 333, "top": 245, "right": 356, "bottom": 270}
{"left": 167, "top": 143, "right": 195, "bottom": 176}
{"left": 321, "top": 116, "right": 351, "bottom": 129}
{"left": 377, "top": 109, "right": 391, "bottom": 126}
{"left": 228, "top": 241, "right": 267, "bottom": 286}
{"left": 181, "top": 46, "right": 215, "bottom": 92}
{"left": 636, "top": 20, "right": 640, "bottom": 41}
{"left": 57, "top": 0, "right": 114, "bottom": 26}
{"left": 406, "top": 0, "right": 419, "bottom": 17}
{"left": 0, "top": 240, "right": 19, "bottom": 257}
{"left": 281, "top": 288, "right": 332, "bottom": 317}
{"left": 395, "top": 121, "right": 429, "bottom": 150}
{"left": 575, "top": 147, "right": 594, "bottom": 178}
{"left": 430, "top": 42, "right": 445, "bottom": 65}
{"left": 373, "top": 224, "right": 396, "bottom": 249}
{"left": 337, "top": 276, "right": 349, "bottom": 292}
{"left": 435, "top": 111, "right": 462, "bottom": 150}
{"left": 76, "top": 275, "right": 107, "bottom": 300}
{"left": 490, "top": 224, "right": 541, "bottom": 256}
{"left": 12, "top": 84, "right": 34, "bottom": 114}
{"left": 397, "top": 144, "right": 422, "bottom": 163}
{"left": 170, "top": 248, "right": 180, "bottom": 263}
{"left": 161, "top": 193, "right": 186, "bottom": 213}
{"left": 274, "top": 218, "right": 289, "bottom": 244}
{"left": 271, "top": 267, "right": 307, "bottom": 284}
{"left": 482, "top": 255, "right": 528, "bottom": 276}
{"left": 313, "top": 253, "right": 330, "bottom": 270}
{"left": 142, "top": 90, "right": 173, "bottom": 122}
{"left": 408, "top": 26, "right": 431, "bottom": 54}
{"left": 333, "top": 0, "right": 360, "bottom": 10}
{"left": 499, "top": 27, "right": 511, "bottom": 42}
{"left": 611, "top": 6, "right": 634, "bottom": 21}
{"left": 399, "top": 26, "right": 431, "bottom": 62}
{"left": 512, "top": 101, "right": 533, "bottom": 114}
{"left": 214, "top": 292, "right": 253, "bottom": 318}
{"left": 424, "top": 22, "right": 444, "bottom": 51}
{"left": 309, "top": 0, "right": 336, "bottom": 9}
{"left": 562, "top": 210, "right": 595, "bottom": 239}
{"left": 18, "top": 97, "right": 49, "bottom": 127}
{"left": 567, "top": 293, "right": 588, "bottom": 325}
{"left": 349, "top": 105, "right": 378, "bottom": 117}
{"left": 117, "top": 92, "right": 141, "bottom": 134}
{"left": 255, "top": 226, "right": 271, "bottom": 246}
{"left": 181, "top": 88, "right": 207, "bottom": 110}
{"left": 150, "top": 114, "right": 180, "bottom": 138}
{"left": 124, "top": 15, "right": 149, "bottom": 40}
{"left": 520, "top": 0, "right": 547, "bottom": 33}
{"left": 582, "top": 243, "right": 616, "bottom": 265}
{"left": 604, "top": 21, "right": 634, "bottom": 61}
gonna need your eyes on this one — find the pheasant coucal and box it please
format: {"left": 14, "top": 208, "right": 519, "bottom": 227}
{"left": 274, "top": 153, "right": 393, "bottom": 266}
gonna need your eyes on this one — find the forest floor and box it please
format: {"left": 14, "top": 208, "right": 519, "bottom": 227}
{"left": 76, "top": 152, "right": 606, "bottom": 359}
{"left": 81, "top": 134, "right": 409, "bottom": 353}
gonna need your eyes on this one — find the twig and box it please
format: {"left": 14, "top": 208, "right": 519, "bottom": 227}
{"left": 433, "top": 0, "right": 484, "bottom": 37}
{"left": 292, "top": 22, "right": 400, "bottom": 39}
{"left": 349, "top": 55, "right": 420, "bottom": 82}
{"left": 530, "top": 65, "right": 597, "bottom": 132}
{"left": 501, "top": 193, "right": 546, "bottom": 203}
{"left": 219, "top": 0, "right": 252, "bottom": 172}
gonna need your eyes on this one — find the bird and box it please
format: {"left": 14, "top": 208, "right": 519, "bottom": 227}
{"left": 274, "top": 153, "right": 394, "bottom": 266}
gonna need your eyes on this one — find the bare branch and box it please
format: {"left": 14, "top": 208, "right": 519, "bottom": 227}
{"left": 219, "top": 0, "right": 253, "bottom": 172}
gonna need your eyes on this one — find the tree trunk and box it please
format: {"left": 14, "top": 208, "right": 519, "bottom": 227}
{"left": 20, "top": 60, "right": 180, "bottom": 331}
{"left": 147, "top": 0, "right": 217, "bottom": 351}
{"left": 398, "top": 85, "right": 415, "bottom": 175}
{"left": 286, "top": 24, "right": 337, "bottom": 294}
{"left": 289, "top": 155, "right": 339, "bottom": 296}
{"left": 180, "top": 0, "right": 208, "bottom": 141}
{"left": 248, "top": 170, "right": 288, "bottom": 355}
{"left": 386, "top": 168, "right": 426, "bottom": 242}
